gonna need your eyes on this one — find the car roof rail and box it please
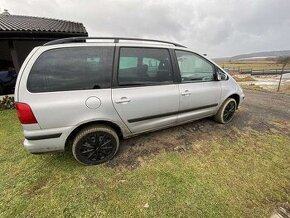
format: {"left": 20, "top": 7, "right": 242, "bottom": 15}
{"left": 43, "top": 37, "right": 186, "bottom": 47}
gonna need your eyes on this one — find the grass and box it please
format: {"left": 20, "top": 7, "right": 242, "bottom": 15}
{"left": 1, "top": 110, "right": 290, "bottom": 217}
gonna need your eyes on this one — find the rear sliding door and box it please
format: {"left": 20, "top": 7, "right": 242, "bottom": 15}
{"left": 112, "top": 47, "right": 179, "bottom": 133}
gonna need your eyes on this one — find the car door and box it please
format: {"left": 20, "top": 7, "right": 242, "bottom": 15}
{"left": 175, "top": 50, "right": 221, "bottom": 123}
{"left": 112, "top": 47, "right": 179, "bottom": 133}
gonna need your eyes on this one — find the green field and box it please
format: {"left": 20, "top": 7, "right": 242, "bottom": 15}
{"left": 216, "top": 60, "right": 284, "bottom": 71}
{"left": 0, "top": 110, "right": 290, "bottom": 217}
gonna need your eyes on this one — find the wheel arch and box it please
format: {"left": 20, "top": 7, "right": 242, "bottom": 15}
{"left": 65, "top": 120, "right": 124, "bottom": 150}
{"left": 227, "top": 93, "right": 240, "bottom": 108}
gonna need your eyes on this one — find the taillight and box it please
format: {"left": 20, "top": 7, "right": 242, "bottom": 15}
{"left": 15, "top": 102, "right": 38, "bottom": 124}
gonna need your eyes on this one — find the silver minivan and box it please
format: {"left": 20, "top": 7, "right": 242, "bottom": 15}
{"left": 15, "top": 37, "right": 245, "bottom": 165}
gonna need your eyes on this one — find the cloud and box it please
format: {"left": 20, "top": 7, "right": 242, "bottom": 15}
{"left": 1, "top": 0, "right": 290, "bottom": 57}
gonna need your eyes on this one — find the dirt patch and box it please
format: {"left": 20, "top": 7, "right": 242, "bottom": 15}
{"left": 240, "top": 83, "right": 268, "bottom": 92}
{"left": 280, "top": 81, "right": 290, "bottom": 92}
{"left": 232, "top": 75, "right": 256, "bottom": 82}
{"left": 25, "top": 176, "right": 49, "bottom": 196}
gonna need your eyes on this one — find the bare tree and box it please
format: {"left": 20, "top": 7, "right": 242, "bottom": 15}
{"left": 277, "top": 56, "right": 290, "bottom": 92}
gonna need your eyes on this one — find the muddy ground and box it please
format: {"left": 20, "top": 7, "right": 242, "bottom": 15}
{"left": 106, "top": 90, "right": 290, "bottom": 168}
{"left": 234, "top": 73, "right": 290, "bottom": 93}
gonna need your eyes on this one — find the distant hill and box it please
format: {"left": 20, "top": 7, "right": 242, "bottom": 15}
{"left": 213, "top": 50, "right": 290, "bottom": 62}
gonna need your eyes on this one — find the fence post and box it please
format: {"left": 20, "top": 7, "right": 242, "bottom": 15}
{"left": 277, "top": 69, "right": 284, "bottom": 92}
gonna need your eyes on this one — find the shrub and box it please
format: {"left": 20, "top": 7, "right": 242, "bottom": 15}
{"left": 0, "top": 96, "right": 15, "bottom": 110}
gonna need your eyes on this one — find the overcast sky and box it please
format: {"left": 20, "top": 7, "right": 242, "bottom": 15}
{"left": 1, "top": 0, "right": 290, "bottom": 57}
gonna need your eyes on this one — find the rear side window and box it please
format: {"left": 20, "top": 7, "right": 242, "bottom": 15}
{"left": 27, "top": 47, "right": 114, "bottom": 92}
{"left": 118, "top": 48, "right": 173, "bottom": 86}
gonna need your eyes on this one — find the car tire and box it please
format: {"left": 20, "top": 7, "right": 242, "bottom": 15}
{"left": 72, "top": 125, "right": 119, "bottom": 165}
{"left": 214, "top": 98, "right": 237, "bottom": 124}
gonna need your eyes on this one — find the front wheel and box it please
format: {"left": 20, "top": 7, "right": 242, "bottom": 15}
{"left": 214, "top": 98, "right": 237, "bottom": 124}
{"left": 72, "top": 125, "right": 119, "bottom": 165}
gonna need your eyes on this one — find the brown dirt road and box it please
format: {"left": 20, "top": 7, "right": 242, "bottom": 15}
{"left": 107, "top": 90, "right": 290, "bottom": 168}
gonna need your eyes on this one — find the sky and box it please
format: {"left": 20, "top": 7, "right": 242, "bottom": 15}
{"left": 1, "top": 0, "right": 290, "bottom": 58}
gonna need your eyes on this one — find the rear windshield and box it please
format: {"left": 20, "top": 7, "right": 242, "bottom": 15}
{"left": 27, "top": 46, "right": 114, "bottom": 92}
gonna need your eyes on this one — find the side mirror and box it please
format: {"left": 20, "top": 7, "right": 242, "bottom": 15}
{"left": 215, "top": 68, "right": 222, "bottom": 81}
{"left": 216, "top": 68, "right": 228, "bottom": 81}
{"left": 216, "top": 72, "right": 222, "bottom": 81}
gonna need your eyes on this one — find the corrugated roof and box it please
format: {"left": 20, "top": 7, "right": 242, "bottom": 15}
{"left": 0, "top": 14, "right": 87, "bottom": 34}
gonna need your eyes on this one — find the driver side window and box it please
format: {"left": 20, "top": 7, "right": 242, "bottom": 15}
{"left": 175, "top": 50, "right": 215, "bottom": 82}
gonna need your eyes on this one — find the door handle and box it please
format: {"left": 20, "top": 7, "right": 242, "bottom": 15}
{"left": 115, "top": 97, "right": 131, "bottom": 104}
{"left": 181, "top": 90, "right": 191, "bottom": 96}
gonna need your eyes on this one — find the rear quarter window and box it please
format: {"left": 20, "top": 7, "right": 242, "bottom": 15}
{"left": 27, "top": 46, "right": 114, "bottom": 92}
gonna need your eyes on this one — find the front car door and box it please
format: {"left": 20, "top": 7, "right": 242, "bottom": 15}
{"left": 175, "top": 50, "right": 222, "bottom": 123}
{"left": 112, "top": 47, "right": 179, "bottom": 133}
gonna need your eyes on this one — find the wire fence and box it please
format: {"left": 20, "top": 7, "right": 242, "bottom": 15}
{"left": 223, "top": 67, "right": 290, "bottom": 75}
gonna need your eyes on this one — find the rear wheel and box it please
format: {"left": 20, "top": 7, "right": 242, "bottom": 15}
{"left": 214, "top": 98, "right": 237, "bottom": 124}
{"left": 72, "top": 125, "right": 119, "bottom": 165}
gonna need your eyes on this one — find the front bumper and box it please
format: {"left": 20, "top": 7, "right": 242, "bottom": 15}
{"left": 238, "top": 93, "right": 245, "bottom": 109}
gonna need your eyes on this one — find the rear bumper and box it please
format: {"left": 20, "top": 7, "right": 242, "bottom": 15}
{"left": 23, "top": 126, "right": 74, "bottom": 153}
